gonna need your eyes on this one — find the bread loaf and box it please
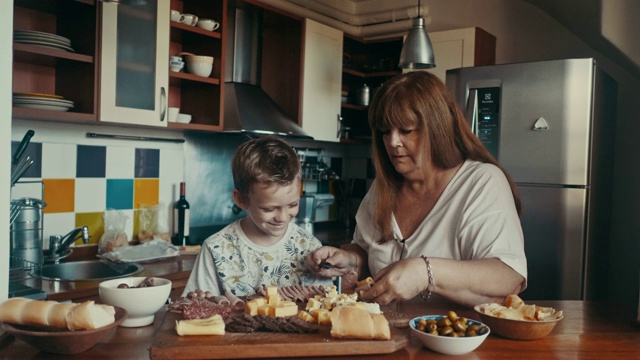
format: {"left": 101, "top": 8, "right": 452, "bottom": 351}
{"left": 329, "top": 306, "right": 390, "bottom": 340}
{"left": 0, "top": 297, "right": 115, "bottom": 330}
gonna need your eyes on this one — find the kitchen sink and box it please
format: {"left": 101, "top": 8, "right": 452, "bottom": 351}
{"left": 38, "top": 260, "right": 143, "bottom": 281}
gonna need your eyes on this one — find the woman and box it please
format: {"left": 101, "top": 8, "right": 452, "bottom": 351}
{"left": 307, "top": 71, "right": 527, "bottom": 307}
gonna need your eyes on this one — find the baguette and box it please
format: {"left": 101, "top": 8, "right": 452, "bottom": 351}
{"left": 0, "top": 297, "right": 115, "bottom": 330}
{"left": 329, "top": 306, "right": 390, "bottom": 340}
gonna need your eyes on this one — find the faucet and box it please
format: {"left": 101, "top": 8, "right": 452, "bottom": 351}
{"left": 47, "top": 226, "right": 90, "bottom": 264}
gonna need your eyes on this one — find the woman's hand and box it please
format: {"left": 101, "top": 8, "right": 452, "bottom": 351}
{"left": 305, "top": 246, "right": 356, "bottom": 277}
{"left": 359, "top": 257, "right": 428, "bottom": 305}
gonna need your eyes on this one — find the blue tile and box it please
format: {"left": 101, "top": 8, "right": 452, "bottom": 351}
{"left": 77, "top": 145, "right": 106, "bottom": 178}
{"left": 135, "top": 148, "right": 160, "bottom": 178}
{"left": 106, "top": 179, "right": 134, "bottom": 210}
{"left": 11, "top": 141, "right": 42, "bottom": 178}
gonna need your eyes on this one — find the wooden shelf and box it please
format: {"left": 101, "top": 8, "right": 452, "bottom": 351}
{"left": 169, "top": 71, "right": 220, "bottom": 85}
{"left": 341, "top": 102, "right": 367, "bottom": 111}
{"left": 170, "top": 22, "right": 222, "bottom": 39}
{"left": 343, "top": 68, "right": 400, "bottom": 78}
{"left": 13, "top": 106, "right": 97, "bottom": 122}
{"left": 13, "top": 43, "right": 94, "bottom": 64}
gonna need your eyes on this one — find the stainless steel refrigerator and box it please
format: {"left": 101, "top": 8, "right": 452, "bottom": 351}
{"left": 446, "top": 58, "right": 617, "bottom": 301}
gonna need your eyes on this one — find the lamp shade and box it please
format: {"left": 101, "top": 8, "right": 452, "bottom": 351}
{"left": 398, "top": 17, "right": 436, "bottom": 69}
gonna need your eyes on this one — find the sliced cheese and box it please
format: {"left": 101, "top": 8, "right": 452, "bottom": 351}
{"left": 315, "top": 308, "right": 331, "bottom": 325}
{"left": 306, "top": 298, "right": 322, "bottom": 312}
{"left": 266, "top": 285, "right": 278, "bottom": 296}
{"left": 274, "top": 304, "right": 298, "bottom": 317}
{"left": 298, "top": 310, "right": 317, "bottom": 323}
{"left": 175, "top": 315, "right": 225, "bottom": 336}
{"left": 267, "top": 294, "right": 281, "bottom": 306}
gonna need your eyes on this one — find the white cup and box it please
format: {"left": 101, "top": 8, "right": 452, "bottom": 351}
{"left": 179, "top": 14, "right": 198, "bottom": 26}
{"left": 170, "top": 10, "right": 181, "bottom": 22}
{"left": 196, "top": 19, "right": 220, "bottom": 31}
{"left": 168, "top": 107, "right": 179, "bottom": 122}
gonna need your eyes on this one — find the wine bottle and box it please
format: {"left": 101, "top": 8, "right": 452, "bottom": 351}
{"left": 173, "top": 182, "right": 190, "bottom": 246}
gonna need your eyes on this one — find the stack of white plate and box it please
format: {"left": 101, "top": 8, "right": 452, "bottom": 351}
{"left": 14, "top": 30, "right": 74, "bottom": 53}
{"left": 13, "top": 93, "right": 75, "bottom": 112}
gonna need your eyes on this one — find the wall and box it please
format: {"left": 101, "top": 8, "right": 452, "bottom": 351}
{"left": 1, "top": 1, "right": 13, "bottom": 301}
{"left": 11, "top": 120, "right": 184, "bottom": 248}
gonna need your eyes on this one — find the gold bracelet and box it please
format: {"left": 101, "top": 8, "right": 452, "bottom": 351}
{"left": 420, "top": 255, "right": 435, "bottom": 301}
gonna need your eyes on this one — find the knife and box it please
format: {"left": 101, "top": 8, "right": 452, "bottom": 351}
{"left": 12, "top": 130, "right": 34, "bottom": 166}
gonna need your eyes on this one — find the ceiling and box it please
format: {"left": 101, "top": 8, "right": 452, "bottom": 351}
{"left": 282, "top": 0, "right": 640, "bottom": 79}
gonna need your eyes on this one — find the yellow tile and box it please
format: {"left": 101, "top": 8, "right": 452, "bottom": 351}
{"left": 134, "top": 179, "right": 159, "bottom": 209}
{"left": 75, "top": 212, "right": 104, "bottom": 245}
{"left": 43, "top": 179, "right": 75, "bottom": 214}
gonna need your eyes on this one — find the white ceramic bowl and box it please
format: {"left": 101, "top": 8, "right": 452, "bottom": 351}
{"left": 99, "top": 277, "right": 171, "bottom": 327}
{"left": 186, "top": 61, "right": 213, "bottom": 77}
{"left": 409, "top": 315, "right": 490, "bottom": 355}
{"left": 185, "top": 55, "right": 214, "bottom": 64}
{"left": 176, "top": 113, "right": 192, "bottom": 123}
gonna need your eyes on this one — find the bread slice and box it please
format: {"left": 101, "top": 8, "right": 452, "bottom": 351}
{"left": 0, "top": 297, "right": 33, "bottom": 324}
{"left": 66, "top": 301, "right": 116, "bottom": 330}
{"left": 21, "top": 300, "right": 58, "bottom": 326}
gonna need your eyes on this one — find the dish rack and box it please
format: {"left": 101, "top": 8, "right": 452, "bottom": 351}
{"left": 9, "top": 255, "right": 41, "bottom": 280}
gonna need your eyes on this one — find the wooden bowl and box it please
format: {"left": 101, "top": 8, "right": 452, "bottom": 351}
{"left": 1, "top": 306, "right": 127, "bottom": 354}
{"left": 473, "top": 305, "right": 563, "bottom": 340}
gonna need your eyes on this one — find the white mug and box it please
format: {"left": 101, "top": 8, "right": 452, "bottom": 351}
{"left": 179, "top": 14, "right": 198, "bottom": 26}
{"left": 170, "top": 10, "right": 181, "bottom": 22}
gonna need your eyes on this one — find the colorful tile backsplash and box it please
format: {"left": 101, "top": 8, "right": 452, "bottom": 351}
{"left": 10, "top": 141, "right": 183, "bottom": 248}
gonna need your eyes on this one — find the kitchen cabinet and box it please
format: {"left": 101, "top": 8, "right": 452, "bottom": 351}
{"left": 99, "top": 0, "right": 170, "bottom": 127}
{"left": 167, "top": 0, "right": 225, "bottom": 131}
{"left": 300, "top": 18, "right": 343, "bottom": 142}
{"left": 421, "top": 27, "right": 496, "bottom": 82}
{"left": 12, "top": 0, "right": 99, "bottom": 123}
{"left": 340, "top": 35, "right": 403, "bottom": 141}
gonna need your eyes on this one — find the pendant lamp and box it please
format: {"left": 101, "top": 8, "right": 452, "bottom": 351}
{"left": 398, "top": 0, "right": 436, "bottom": 69}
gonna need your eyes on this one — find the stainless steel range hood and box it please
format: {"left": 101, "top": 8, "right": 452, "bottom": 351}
{"left": 224, "top": 4, "right": 312, "bottom": 139}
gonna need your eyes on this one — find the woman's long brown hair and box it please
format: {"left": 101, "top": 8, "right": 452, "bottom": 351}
{"left": 367, "top": 71, "right": 521, "bottom": 242}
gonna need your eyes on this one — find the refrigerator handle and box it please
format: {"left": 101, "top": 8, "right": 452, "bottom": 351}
{"left": 466, "top": 89, "right": 479, "bottom": 135}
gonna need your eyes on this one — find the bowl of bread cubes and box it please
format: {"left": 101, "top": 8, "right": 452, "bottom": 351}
{"left": 99, "top": 276, "right": 171, "bottom": 327}
{"left": 0, "top": 297, "right": 126, "bottom": 354}
{"left": 410, "top": 311, "right": 490, "bottom": 355}
{"left": 474, "top": 294, "right": 564, "bottom": 340}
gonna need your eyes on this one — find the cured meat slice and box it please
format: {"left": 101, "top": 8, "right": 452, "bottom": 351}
{"left": 224, "top": 290, "right": 246, "bottom": 310}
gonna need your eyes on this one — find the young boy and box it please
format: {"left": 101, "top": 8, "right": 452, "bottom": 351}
{"left": 183, "top": 136, "right": 332, "bottom": 297}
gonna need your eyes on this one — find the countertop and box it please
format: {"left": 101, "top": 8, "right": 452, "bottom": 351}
{"left": 1, "top": 299, "right": 638, "bottom": 359}
{"left": 16, "top": 245, "right": 196, "bottom": 302}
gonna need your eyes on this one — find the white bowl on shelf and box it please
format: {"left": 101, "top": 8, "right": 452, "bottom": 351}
{"left": 180, "top": 53, "right": 214, "bottom": 77}
{"left": 176, "top": 113, "right": 192, "bottom": 123}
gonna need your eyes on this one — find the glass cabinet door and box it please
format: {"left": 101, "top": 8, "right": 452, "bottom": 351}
{"left": 100, "top": 0, "right": 169, "bottom": 126}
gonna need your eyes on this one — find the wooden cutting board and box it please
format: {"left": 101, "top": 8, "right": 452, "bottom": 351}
{"left": 150, "top": 311, "right": 410, "bottom": 359}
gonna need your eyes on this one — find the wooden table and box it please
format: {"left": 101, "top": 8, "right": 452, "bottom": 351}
{"left": 1, "top": 299, "right": 638, "bottom": 359}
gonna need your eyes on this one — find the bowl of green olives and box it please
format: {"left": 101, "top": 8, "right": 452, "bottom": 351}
{"left": 409, "top": 311, "right": 490, "bottom": 355}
